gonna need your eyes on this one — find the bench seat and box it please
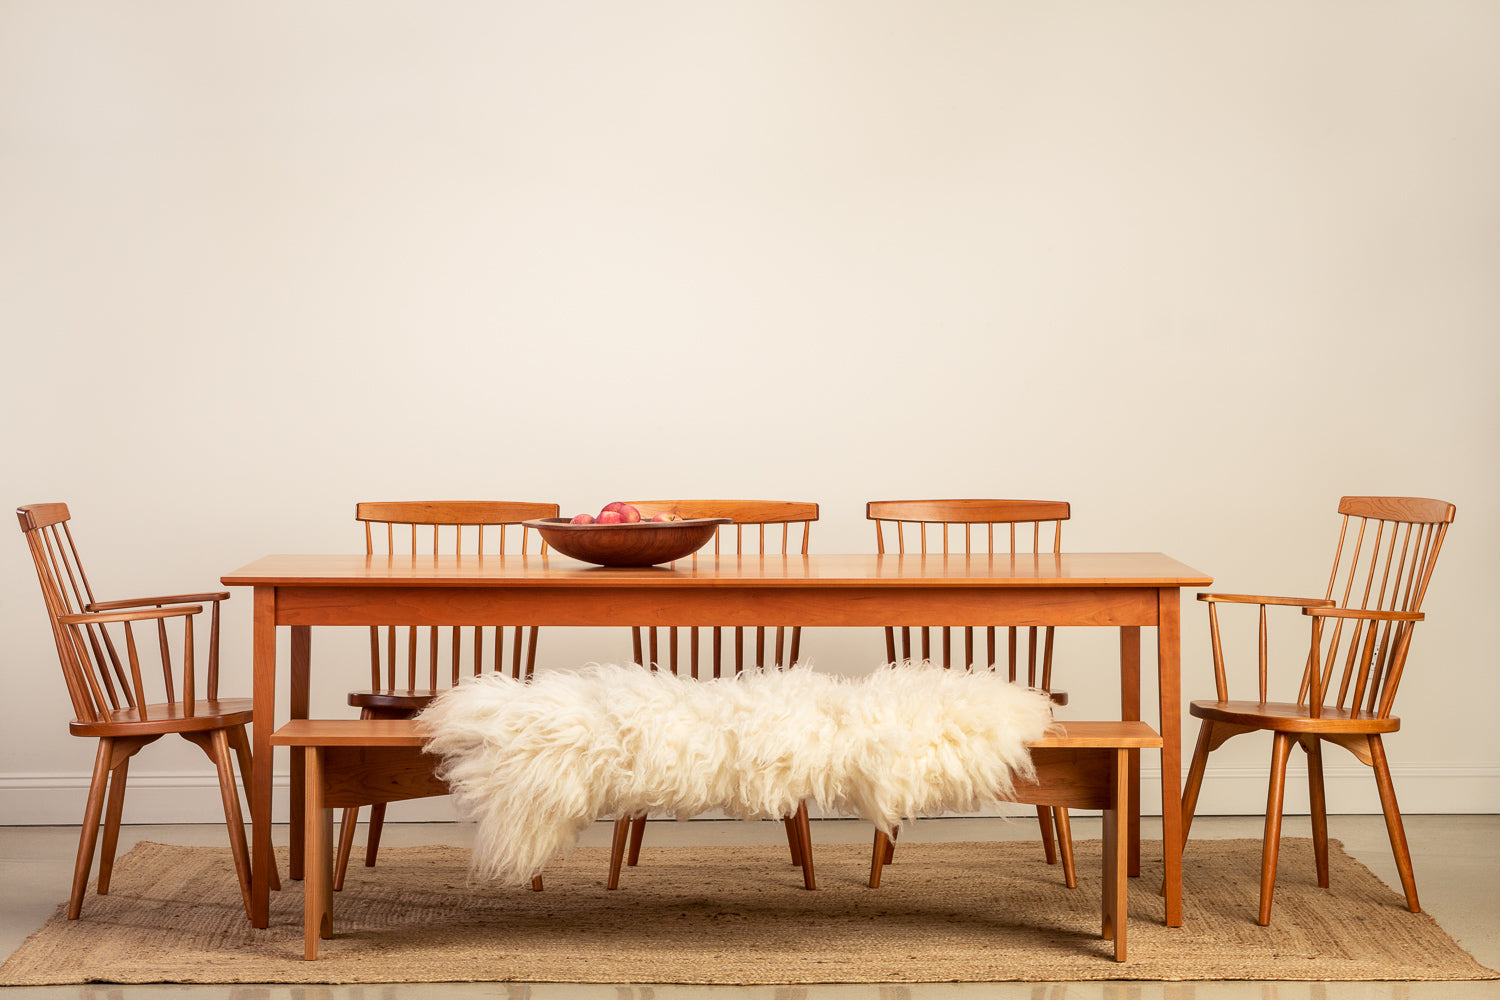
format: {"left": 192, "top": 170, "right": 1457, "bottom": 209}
{"left": 272, "top": 717, "right": 1160, "bottom": 961}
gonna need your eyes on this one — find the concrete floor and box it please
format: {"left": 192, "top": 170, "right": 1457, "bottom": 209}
{"left": 1, "top": 814, "right": 1497, "bottom": 1000}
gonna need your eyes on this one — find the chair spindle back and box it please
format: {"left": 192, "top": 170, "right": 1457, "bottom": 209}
{"left": 867, "top": 499, "right": 1071, "bottom": 689}
{"left": 18, "top": 502, "right": 213, "bottom": 724}
{"left": 628, "top": 500, "right": 818, "bottom": 678}
{"left": 1205, "top": 496, "right": 1454, "bottom": 718}
{"left": 1311, "top": 497, "right": 1452, "bottom": 719}
{"left": 356, "top": 501, "right": 558, "bottom": 690}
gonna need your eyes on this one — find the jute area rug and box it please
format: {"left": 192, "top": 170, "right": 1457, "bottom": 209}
{"left": 1, "top": 838, "right": 1493, "bottom": 985}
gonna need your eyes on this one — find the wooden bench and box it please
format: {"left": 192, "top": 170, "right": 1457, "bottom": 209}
{"left": 272, "top": 719, "right": 453, "bottom": 960}
{"left": 870, "top": 719, "right": 1162, "bottom": 962}
{"left": 273, "top": 717, "right": 1161, "bottom": 962}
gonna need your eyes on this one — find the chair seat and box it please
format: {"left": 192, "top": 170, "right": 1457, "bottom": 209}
{"left": 1189, "top": 699, "right": 1400, "bottom": 734}
{"left": 69, "top": 698, "right": 255, "bottom": 737}
{"left": 348, "top": 690, "right": 439, "bottom": 712}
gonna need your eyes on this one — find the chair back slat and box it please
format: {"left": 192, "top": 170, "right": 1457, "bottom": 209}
{"left": 17, "top": 503, "right": 206, "bottom": 725}
{"left": 867, "top": 499, "right": 1070, "bottom": 690}
{"left": 1298, "top": 497, "right": 1454, "bottom": 720}
{"left": 628, "top": 500, "right": 818, "bottom": 678}
{"left": 356, "top": 501, "right": 559, "bottom": 688}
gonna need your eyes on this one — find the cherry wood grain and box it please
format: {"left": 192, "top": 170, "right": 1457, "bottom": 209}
{"left": 272, "top": 718, "right": 431, "bottom": 746}
{"left": 357, "top": 501, "right": 558, "bottom": 540}
{"left": 223, "top": 552, "right": 1208, "bottom": 588}
{"left": 1033, "top": 720, "right": 1165, "bottom": 748}
{"left": 632, "top": 499, "right": 819, "bottom": 529}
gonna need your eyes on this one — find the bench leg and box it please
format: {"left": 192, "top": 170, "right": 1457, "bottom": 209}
{"left": 303, "top": 747, "right": 334, "bottom": 960}
{"left": 1102, "top": 747, "right": 1129, "bottom": 962}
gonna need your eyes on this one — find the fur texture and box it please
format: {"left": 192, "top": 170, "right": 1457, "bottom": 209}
{"left": 418, "top": 661, "right": 1057, "bottom": 885}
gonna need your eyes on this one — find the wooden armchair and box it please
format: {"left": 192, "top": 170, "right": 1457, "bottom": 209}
{"left": 1180, "top": 496, "right": 1455, "bottom": 924}
{"left": 610, "top": 499, "right": 819, "bottom": 890}
{"left": 16, "top": 502, "right": 276, "bottom": 920}
{"left": 865, "top": 499, "right": 1078, "bottom": 889}
{"left": 335, "top": 500, "right": 558, "bottom": 891}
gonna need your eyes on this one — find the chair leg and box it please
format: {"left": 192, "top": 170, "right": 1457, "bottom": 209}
{"left": 784, "top": 813, "right": 803, "bottom": 867}
{"left": 794, "top": 801, "right": 815, "bottom": 890}
{"left": 68, "top": 739, "right": 114, "bottom": 919}
{"left": 182, "top": 730, "right": 253, "bottom": 919}
{"left": 1181, "top": 720, "right": 1216, "bottom": 849}
{"left": 627, "top": 814, "right": 647, "bottom": 866}
{"left": 1054, "top": 807, "right": 1077, "bottom": 889}
{"left": 344, "top": 706, "right": 395, "bottom": 873}
{"left": 205, "top": 729, "right": 255, "bottom": 920}
{"left": 1034, "top": 804, "right": 1059, "bottom": 865}
{"left": 97, "top": 757, "right": 130, "bottom": 896}
{"left": 333, "top": 807, "right": 361, "bottom": 891}
{"left": 363, "top": 803, "right": 387, "bottom": 868}
{"left": 1303, "top": 736, "right": 1330, "bottom": 888}
{"left": 1369, "top": 735, "right": 1420, "bottom": 913}
{"left": 227, "top": 725, "right": 277, "bottom": 890}
{"left": 606, "top": 816, "right": 633, "bottom": 890}
{"left": 1258, "top": 731, "right": 1294, "bottom": 926}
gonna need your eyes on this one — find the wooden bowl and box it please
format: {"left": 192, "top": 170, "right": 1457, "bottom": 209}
{"left": 526, "top": 517, "right": 730, "bottom": 568}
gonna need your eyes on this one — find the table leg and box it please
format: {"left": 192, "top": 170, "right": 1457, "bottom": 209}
{"left": 1157, "top": 588, "right": 1184, "bottom": 927}
{"left": 289, "top": 626, "right": 311, "bottom": 882}
{"left": 1119, "top": 626, "right": 1141, "bottom": 877}
{"left": 250, "top": 586, "right": 277, "bottom": 928}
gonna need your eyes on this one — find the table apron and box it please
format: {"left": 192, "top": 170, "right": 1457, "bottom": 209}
{"left": 269, "top": 585, "right": 1161, "bottom": 628}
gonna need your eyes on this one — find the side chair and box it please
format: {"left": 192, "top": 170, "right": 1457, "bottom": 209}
{"left": 17, "top": 502, "right": 277, "bottom": 920}
{"left": 334, "top": 500, "right": 558, "bottom": 891}
{"left": 611, "top": 499, "right": 819, "bottom": 890}
{"left": 864, "top": 499, "right": 1078, "bottom": 889}
{"left": 1180, "top": 496, "right": 1455, "bottom": 925}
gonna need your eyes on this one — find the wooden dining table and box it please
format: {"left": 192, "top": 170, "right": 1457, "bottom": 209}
{"left": 222, "top": 551, "right": 1210, "bottom": 930}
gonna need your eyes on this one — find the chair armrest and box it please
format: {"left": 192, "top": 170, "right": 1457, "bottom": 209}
{"left": 1302, "top": 606, "right": 1424, "bottom": 622}
{"left": 1197, "top": 593, "right": 1334, "bottom": 608}
{"left": 1198, "top": 592, "right": 1337, "bottom": 704}
{"left": 87, "top": 591, "right": 229, "bottom": 611}
{"left": 58, "top": 605, "right": 203, "bottom": 625}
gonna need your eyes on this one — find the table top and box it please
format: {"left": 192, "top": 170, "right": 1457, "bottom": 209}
{"left": 223, "top": 552, "right": 1211, "bottom": 589}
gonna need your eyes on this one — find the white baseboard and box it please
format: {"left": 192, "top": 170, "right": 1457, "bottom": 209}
{"left": 2, "top": 762, "right": 1497, "bottom": 826}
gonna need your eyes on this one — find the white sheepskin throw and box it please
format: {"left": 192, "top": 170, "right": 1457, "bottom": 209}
{"left": 417, "top": 661, "right": 1057, "bottom": 886}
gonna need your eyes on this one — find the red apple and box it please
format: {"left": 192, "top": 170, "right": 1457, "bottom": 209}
{"left": 600, "top": 502, "right": 626, "bottom": 514}
{"left": 650, "top": 512, "right": 678, "bottom": 522}
{"left": 597, "top": 510, "right": 624, "bottom": 524}
{"left": 618, "top": 504, "right": 641, "bottom": 523}
{"left": 570, "top": 513, "right": 596, "bottom": 525}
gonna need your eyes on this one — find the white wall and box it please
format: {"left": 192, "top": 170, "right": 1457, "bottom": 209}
{"left": 2, "top": 2, "right": 1497, "bottom": 825}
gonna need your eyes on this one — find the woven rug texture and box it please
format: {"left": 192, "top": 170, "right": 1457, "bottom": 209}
{"left": 0, "top": 838, "right": 1494, "bottom": 985}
